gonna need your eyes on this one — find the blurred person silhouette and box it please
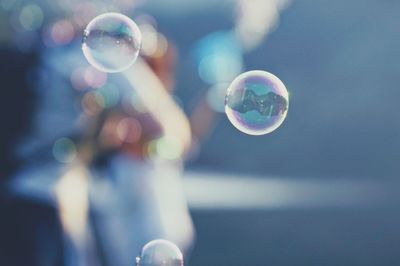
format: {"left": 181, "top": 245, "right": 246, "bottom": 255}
{"left": 0, "top": 1, "right": 292, "bottom": 265}
{"left": 0, "top": 2, "right": 193, "bottom": 266}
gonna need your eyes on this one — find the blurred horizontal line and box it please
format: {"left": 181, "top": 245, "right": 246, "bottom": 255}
{"left": 144, "top": 0, "right": 233, "bottom": 14}
{"left": 183, "top": 171, "right": 397, "bottom": 210}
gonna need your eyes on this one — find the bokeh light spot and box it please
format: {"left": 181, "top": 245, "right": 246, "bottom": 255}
{"left": 53, "top": 137, "right": 77, "bottom": 163}
{"left": 116, "top": 117, "right": 142, "bottom": 144}
{"left": 50, "top": 19, "right": 75, "bottom": 46}
{"left": 19, "top": 4, "right": 43, "bottom": 31}
{"left": 148, "top": 136, "right": 184, "bottom": 161}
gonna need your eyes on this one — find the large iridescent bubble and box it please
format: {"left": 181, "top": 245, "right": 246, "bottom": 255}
{"left": 82, "top": 13, "right": 141, "bottom": 73}
{"left": 225, "top": 70, "right": 289, "bottom": 135}
{"left": 136, "top": 239, "right": 183, "bottom": 266}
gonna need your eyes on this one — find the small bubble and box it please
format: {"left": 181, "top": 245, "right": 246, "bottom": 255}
{"left": 225, "top": 70, "right": 289, "bottom": 135}
{"left": 136, "top": 239, "right": 184, "bottom": 266}
{"left": 82, "top": 12, "right": 142, "bottom": 73}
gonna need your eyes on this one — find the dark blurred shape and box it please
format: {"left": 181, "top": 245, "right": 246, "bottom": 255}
{"left": 0, "top": 48, "right": 37, "bottom": 179}
{"left": 0, "top": 197, "right": 64, "bottom": 266}
{"left": 0, "top": 48, "right": 65, "bottom": 266}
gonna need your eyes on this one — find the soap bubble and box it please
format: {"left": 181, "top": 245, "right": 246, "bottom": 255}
{"left": 82, "top": 12, "right": 141, "bottom": 73}
{"left": 136, "top": 239, "right": 184, "bottom": 266}
{"left": 225, "top": 70, "right": 289, "bottom": 135}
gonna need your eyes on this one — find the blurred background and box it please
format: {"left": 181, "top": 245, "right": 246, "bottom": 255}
{"left": 1, "top": 0, "right": 400, "bottom": 265}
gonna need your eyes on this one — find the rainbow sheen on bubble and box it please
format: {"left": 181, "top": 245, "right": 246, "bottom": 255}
{"left": 225, "top": 70, "right": 289, "bottom": 135}
{"left": 82, "top": 13, "right": 141, "bottom": 73}
{"left": 136, "top": 239, "right": 183, "bottom": 266}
